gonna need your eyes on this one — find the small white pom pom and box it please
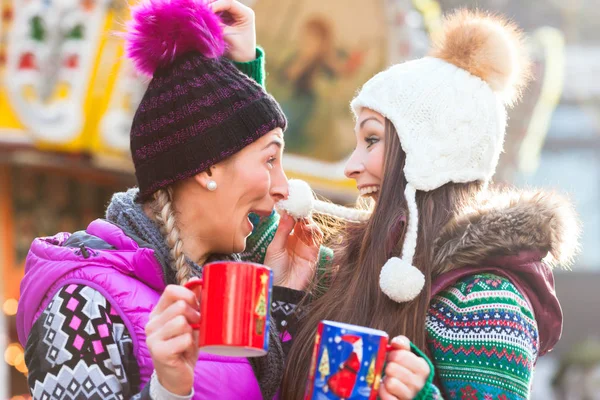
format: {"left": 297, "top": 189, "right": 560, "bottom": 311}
{"left": 379, "top": 257, "right": 425, "bottom": 303}
{"left": 276, "top": 179, "right": 315, "bottom": 219}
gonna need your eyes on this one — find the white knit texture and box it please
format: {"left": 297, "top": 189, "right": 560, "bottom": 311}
{"left": 378, "top": 183, "right": 425, "bottom": 302}
{"left": 150, "top": 370, "right": 194, "bottom": 400}
{"left": 313, "top": 201, "right": 371, "bottom": 222}
{"left": 351, "top": 57, "right": 506, "bottom": 192}
{"left": 276, "top": 179, "right": 314, "bottom": 219}
{"left": 401, "top": 183, "right": 418, "bottom": 262}
{"left": 352, "top": 44, "right": 511, "bottom": 304}
{"left": 379, "top": 257, "right": 426, "bottom": 302}
{"left": 277, "top": 179, "right": 371, "bottom": 222}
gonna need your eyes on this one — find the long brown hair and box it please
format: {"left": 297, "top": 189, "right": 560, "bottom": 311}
{"left": 281, "top": 120, "right": 483, "bottom": 399}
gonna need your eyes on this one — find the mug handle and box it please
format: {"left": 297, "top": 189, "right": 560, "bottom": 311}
{"left": 184, "top": 279, "right": 203, "bottom": 330}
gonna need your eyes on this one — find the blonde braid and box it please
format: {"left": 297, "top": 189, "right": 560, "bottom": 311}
{"left": 153, "top": 188, "right": 191, "bottom": 285}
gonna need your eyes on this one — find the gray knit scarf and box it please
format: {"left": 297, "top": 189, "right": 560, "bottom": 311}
{"left": 106, "top": 188, "right": 284, "bottom": 399}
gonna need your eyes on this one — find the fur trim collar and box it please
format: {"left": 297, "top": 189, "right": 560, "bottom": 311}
{"left": 433, "top": 188, "right": 581, "bottom": 273}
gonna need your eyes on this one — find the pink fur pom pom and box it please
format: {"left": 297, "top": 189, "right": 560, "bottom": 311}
{"left": 125, "top": 0, "right": 225, "bottom": 77}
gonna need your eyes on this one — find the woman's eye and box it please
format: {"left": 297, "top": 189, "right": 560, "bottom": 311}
{"left": 267, "top": 157, "right": 276, "bottom": 168}
{"left": 365, "top": 136, "right": 379, "bottom": 148}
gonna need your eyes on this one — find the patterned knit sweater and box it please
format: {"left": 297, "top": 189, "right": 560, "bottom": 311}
{"left": 426, "top": 273, "right": 538, "bottom": 400}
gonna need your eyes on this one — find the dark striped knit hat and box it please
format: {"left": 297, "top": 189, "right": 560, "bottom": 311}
{"left": 125, "top": 0, "right": 287, "bottom": 201}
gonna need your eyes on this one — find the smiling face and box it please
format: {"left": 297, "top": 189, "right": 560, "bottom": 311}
{"left": 344, "top": 108, "right": 386, "bottom": 200}
{"left": 182, "top": 128, "right": 289, "bottom": 255}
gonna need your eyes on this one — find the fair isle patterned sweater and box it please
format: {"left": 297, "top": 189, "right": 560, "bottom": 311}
{"left": 426, "top": 273, "right": 538, "bottom": 400}
{"left": 26, "top": 284, "right": 141, "bottom": 399}
{"left": 419, "top": 188, "right": 578, "bottom": 399}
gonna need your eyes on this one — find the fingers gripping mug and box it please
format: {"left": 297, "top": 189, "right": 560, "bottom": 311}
{"left": 184, "top": 261, "right": 273, "bottom": 357}
{"left": 305, "top": 321, "right": 392, "bottom": 400}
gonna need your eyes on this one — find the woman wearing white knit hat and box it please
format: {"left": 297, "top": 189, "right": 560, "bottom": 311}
{"left": 278, "top": 10, "right": 581, "bottom": 400}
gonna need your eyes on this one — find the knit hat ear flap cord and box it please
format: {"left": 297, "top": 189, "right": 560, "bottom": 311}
{"left": 378, "top": 183, "right": 425, "bottom": 302}
{"left": 277, "top": 179, "right": 371, "bottom": 222}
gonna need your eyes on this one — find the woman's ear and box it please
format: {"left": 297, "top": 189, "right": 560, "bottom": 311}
{"left": 193, "top": 155, "right": 235, "bottom": 191}
{"left": 193, "top": 168, "right": 217, "bottom": 191}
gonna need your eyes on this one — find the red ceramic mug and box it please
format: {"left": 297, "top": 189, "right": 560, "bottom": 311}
{"left": 184, "top": 261, "right": 273, "bottom": 357}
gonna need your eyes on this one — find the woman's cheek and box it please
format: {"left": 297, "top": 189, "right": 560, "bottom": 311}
{"left": 261, "top": 169, "right": 272, "bottom": 195}
{"left": 368, "top": 146, "right": 385, "bottom": 179}
{"left": 246, "top": 165, "right": 271, "bottom": 197}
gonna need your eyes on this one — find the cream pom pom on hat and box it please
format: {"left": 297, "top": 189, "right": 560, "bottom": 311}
{"left": 350, "top": 10, "right": 532, "bottom": 303}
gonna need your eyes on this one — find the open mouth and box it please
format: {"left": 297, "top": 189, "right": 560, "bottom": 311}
{"left": 245, "top": 213, "right": 255, "bottom": 233}
{"left": 358, "top": 186, "right": 380, "bottom": 197}
{"left": 245, "top": 209, "right": 273, "bottom": 233}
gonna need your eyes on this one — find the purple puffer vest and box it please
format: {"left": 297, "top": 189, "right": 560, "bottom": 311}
{"left": 17, "top": 219, "right": 263, "bottom": 399}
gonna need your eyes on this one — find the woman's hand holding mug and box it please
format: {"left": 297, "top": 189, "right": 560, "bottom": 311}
{"left": 145, "top": 284, "right": 201, "bottom": 396}
{"left": 306, "top": 322, "right": 430, "bottom": 400}
{"left": 380, "top": 336, "right": 430, "bottom": 400}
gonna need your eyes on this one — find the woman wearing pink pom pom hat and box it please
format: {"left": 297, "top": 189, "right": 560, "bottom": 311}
{"left": 221, "top": 4, "right": 582, "bottom": 400}
{"left": 16, "top": 0, "right": 326, "bottom": 399}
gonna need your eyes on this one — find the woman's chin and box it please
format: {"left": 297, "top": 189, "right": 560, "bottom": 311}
{"left": 233, "top": 240, "right": 247, "bottom": 254}
{"left": 233, "top": 231, "right": 251, "bottom": 254}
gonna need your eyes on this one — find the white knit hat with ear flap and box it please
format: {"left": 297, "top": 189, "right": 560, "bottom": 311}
{"left": 350, "top": 10, "right": 531, "bottom": 303}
